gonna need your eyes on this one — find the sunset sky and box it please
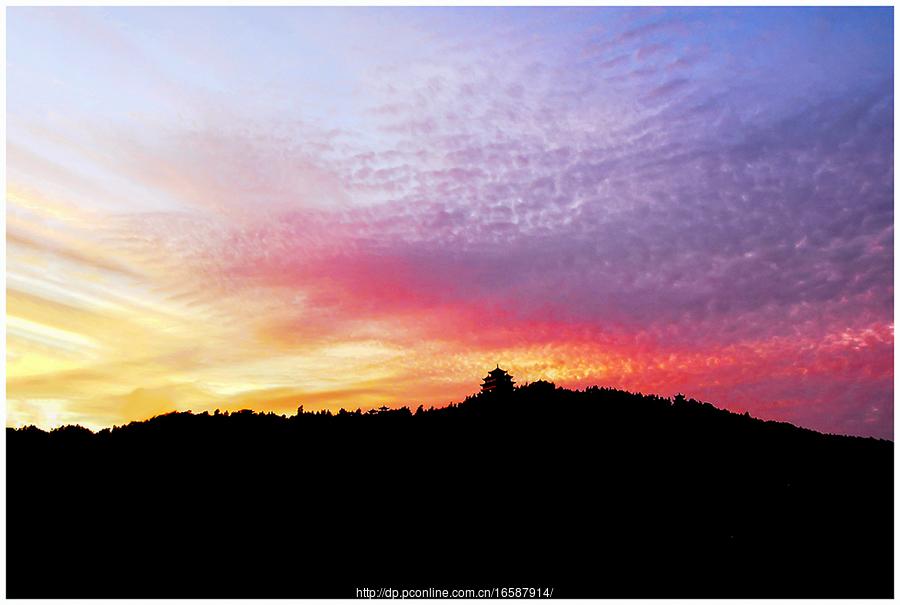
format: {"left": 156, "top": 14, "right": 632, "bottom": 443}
{"left": 7, "top": 7, "right": 893, "bottom": 438}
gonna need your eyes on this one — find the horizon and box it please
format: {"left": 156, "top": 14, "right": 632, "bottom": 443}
{"left": 7, "top": 7, "right": 894, "bottom": 439}
{"left": 11, "top": 378, "right": 893, "bottom": 442}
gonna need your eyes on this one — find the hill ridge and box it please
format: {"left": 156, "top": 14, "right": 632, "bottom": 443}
{"left": 7, "top": 379, "right": 893, "bottom": 598}
{"left": 9, "top": 381, "right": 890, "bottom": 443}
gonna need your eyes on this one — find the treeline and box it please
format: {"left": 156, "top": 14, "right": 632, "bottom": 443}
{"left": 7, "top": 382, "right": 893, "bottom": 598}
{"left": 8, "top": 380, "right": 880, "bottom": 444}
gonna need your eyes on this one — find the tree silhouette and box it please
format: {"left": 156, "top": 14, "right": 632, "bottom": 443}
{"left": 6, "top": 381, "right": 893, "bottom": 598}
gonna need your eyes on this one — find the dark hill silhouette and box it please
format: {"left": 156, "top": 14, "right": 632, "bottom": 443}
{"left": 7, "top": 382, "right": 893, "bottom": 598}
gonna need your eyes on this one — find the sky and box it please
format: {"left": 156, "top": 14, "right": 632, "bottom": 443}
{"left": 6, "top": 7, "right": 894, "bottom": 438}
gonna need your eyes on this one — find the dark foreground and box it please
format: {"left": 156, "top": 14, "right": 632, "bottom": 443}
{"left": 7, "top": 383, "right": 893, "bottom": 598}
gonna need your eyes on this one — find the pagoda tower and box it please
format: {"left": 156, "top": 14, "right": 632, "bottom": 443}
{"left": 480, "top": 365, "right": 515, "bottom": 394}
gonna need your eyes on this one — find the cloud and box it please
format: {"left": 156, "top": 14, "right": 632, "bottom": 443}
{"left": 6, "top": 7, "right": 893, "bottom": 438}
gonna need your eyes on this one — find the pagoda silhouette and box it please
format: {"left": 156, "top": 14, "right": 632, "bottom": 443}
{"left": 480, "top": 365, "right": 515, "bottom": 394}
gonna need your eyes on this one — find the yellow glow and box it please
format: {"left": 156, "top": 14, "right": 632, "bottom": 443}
{"left": 7, "top": 316, "right": 98, "bottom": 352}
